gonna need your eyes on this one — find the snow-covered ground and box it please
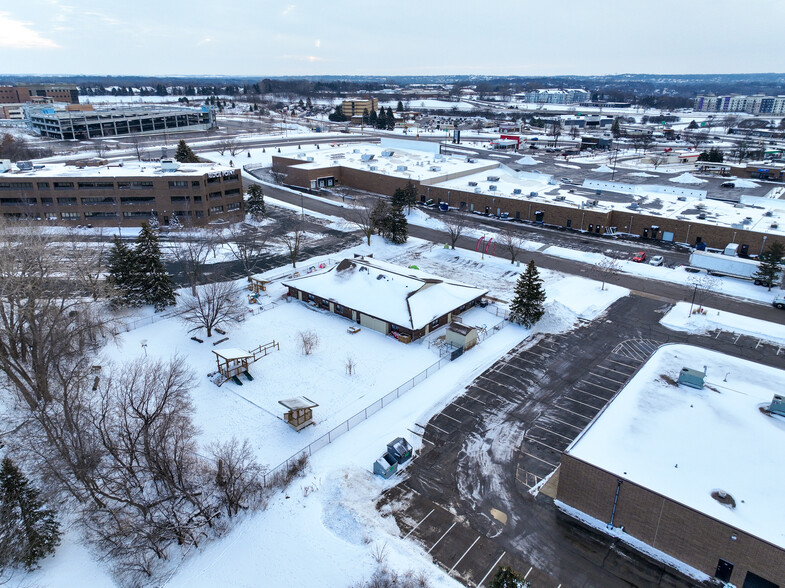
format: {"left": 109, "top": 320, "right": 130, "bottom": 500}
{"left": 661, "top": 302, "right": 785, "bottom": 345}
{"left": 20, "top": 231, "right": 628, "bottom": 588}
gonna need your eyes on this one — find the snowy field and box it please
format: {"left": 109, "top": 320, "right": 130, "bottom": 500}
{"left": 21, "top": 228, "right": 629, "bottom": 588}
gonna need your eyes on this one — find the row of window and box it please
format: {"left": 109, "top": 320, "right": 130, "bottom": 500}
{"left": 0, "top": 178, "right": 241, "bottom": 191}
{"left": 0, "top": 192, "right": 240, "bottom": 206}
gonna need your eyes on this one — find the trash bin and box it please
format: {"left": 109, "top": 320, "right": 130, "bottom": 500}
{"left": 387, "top": 437, "right": 413, "bottom": 464}
{"left": 373, "top": 453, "right": 398, "bottom": 479}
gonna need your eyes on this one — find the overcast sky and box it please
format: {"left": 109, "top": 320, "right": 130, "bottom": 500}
{"left": 2, "top": 0, "right": 783, "bottom": 78}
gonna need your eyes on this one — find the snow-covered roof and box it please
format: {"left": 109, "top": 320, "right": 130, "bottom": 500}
{"left": 212, "top": 348, "right": 253, "bottom": 361}
{"left": 0, "top": 161, "right": 236, "bottom": 179}
{"left": 566, "top": 344, "right": 785, "bottom": 549}
{"left": 283, "top": 257, "right": 487, "bottom": 331}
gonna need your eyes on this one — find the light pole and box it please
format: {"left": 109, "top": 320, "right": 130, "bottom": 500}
{"left": 688, "top": 284, "right": 698, "bottom": 317}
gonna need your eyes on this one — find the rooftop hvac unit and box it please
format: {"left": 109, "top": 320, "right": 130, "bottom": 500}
{"left": 487, "top": 176, "right": 500, "bottom": 182}
{"left": 396, "top": 165, "right": 408, "bottom": 172}
{"left": 474, "top": 188, "right": 482, "bottom": 193}
{"left": 629, "top": 202, "right": 639, "bottom": 210}
{"left": 429, "top": 166, "right": 441, "bottom": 171}
{"left": 769, "top": 395, "right": 785, "bottom": 416}
{"left": 466, "top": 157, "right": 476, "bottom": 163}
{"left": 353, "top": 148, "right": 360, "bottom": 153}
{"left": 0, "top": 159, "right": 11, "bottom": 173}
{"left": 554, "top": 195, "right": 566, "bottom": 201}
{"left": 489, "top": 185, "right": 497, "bottom": 191}
{"left": 306, "top": 156, "right": 314, "bottom": 162}
{"left": 529, "top": 191, "right": 538, "bottom": 197}
{"left": 381, "top": 150, "right": 394, "bottom": 157}
{"left": 16, "top": 161, "right": 33, "bottom": 171}
{"left": 468, "top": 181, "right": 478, "bottom": 186}
{"left": 369, "top": 166, "right": 378, "bottom": 171}
{"left": 160, "top": 159, "right": 180, "bottom": 172}
{"left": 513, "top": 188, "right": 521, "bottom": 195}
{"left": 360, "top": 154, "right": 375, "bottom": 162}
{"left": 764, "top": 210, "right": 774, "bottom": 217}
{"left": 698, "top": 213, "right": 707, "bottom": 219}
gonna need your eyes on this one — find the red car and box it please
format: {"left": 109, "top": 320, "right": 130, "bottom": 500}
{"left": 632, "top": 251, "right": 646, "bottom": 263}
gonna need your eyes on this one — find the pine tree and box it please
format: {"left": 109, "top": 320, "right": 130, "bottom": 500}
{"left": 134, "top": 223, "right": 176, "bottom": 311}
{"left": 611, "top": 117, "right": 621, "bottom": 138}
{"left": 396, "top": 100, "right": 404, "bottom": 113}
{"left": 107, "top": 236, "right": 141, "bottom": 307}
{"left": 388, "top": 206, "right": 408, "bottom": 244}
{"left": 687, "top": 120, "right": 699, "bottom": 130}
{"left": 175, "top": 139, "right": 199, "bottom": 163}
{"left": 754, "top": 241, "right": 785, "bottom": 290}
{"left": 509, "top": 261, "right": 546, "bottom": 327}
{"left": 246, "top": 184, "right": 266, "bottom": 221}
{"left": 488, "top": 566, "right": 530, "bottom": 588}
{"left": 362, "top": 108, "right": 370, "bottom": 126}
{"left": 386, "top": 107, "right": 395, "bottom": 130}
{"left": 0, "top": 457, "right": 61, "bottom": 569}
{"left": 377, "top": 108, "right": 387, "bottom": 130}
{"left": 306, "top": 97, "right": 312, "bottom": 109}
{"left": 369, "top": 109, "right": 378, "bottom": 128}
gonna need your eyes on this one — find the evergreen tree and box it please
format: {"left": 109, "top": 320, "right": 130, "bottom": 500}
{"left": 306, "top": 97, "right": 312, "bottom": 109}
{"left": 611, "top": 117, "right": 621, "bottom": 138}
{"left": 107, "top": 236, "right": 141, "bottom": 307}
{"left": 369, "top": 109, "right": 378, "bottom": 128}
{"left": 134, "top": 223, "right": 176, "bottom": 311}
{"left": 391, "top": 187, "right": 407, "bottom": 209}
{"left": 754, "top": 241, "right": 785, "bottom": 290}
{"left": 328, "top": 106, "right": 347, "bottom": 122}
{"left": 509, "top": 261, "right": 546, "bottom": 327}
{"left": 362, "top": 108, "right": 370, "bottom": 126}
{"left": 0, "top": 457, "right": 61, "bottom": 570}
{"left": 246, "top": 184, "right": 266, "bottom": 221}
{"left": 175, "top": 140, "right": 199, "bottom": 163}
{"left": 377, "top": 108, "right": 387, "bottom": 130}
{"left": 386, "top": 106, "right": 395, "bottom": 130}
{"left": 687, "top": 120, "right": 699, "bottom": 130}
{"left": 488, "top": 566, "right": 530, "bottom": 588}
{"left": 396, "top": 100, "right": 404, "bottom": 113}
{"left": 388, "top": 206, "right": 408, "bottom": 244}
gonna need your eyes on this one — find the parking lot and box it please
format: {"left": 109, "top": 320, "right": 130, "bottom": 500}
{"left": 381, "top": 294, "right": 784, "bottom": 587}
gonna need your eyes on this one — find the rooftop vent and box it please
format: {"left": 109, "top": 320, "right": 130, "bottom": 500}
{"left": 381, "top": 150, "right": 394, "bottom": 157}
{"left": 353, "top": 148, "right": 360, "bottom": 153}
{"left": 360, "top": 154, "right": 375, "bottom": 162}
{"left": 513, "top": 188, "right": 521, "bottom": 195}
{"left": 16, "top": 161, "right": 33, "bottom": 171}
{"left": 487, "top": 176, "right": 500, "bottom": 182}
{"left": 396, "top": 165, "right": 408, "bottom": 172}
{"left": 678, "top": 366, "right": 706, "bottom": 389}
{"left": 429, "top": 166, "right": 441, "bottom": 171}
{"left": 474, "top": 188, "right": 482, "bottom": 193}
{"left": 468, "top": 181, "right": 478, "bottom": 186}
{"left": 554, "top": 195, "right": 566, "bottom": 201}
{"left": 489, "top": 185, "right": 497, "bottom": 191}
{"left": 160, "top": 159, "right": 180, "bottom": 172}
{"left": 369, "top": 165, "right": 378, "bottom": 171}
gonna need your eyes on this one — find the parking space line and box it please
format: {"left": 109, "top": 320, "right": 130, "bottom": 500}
{"left": 522, "top": 451, "right": 559, "bottom": 468}
{"left": 581, "top": 379, "right": 618, "bottom": 393}
{"left": 525, "top": 436, "right": 565, "bottom": 453}
{"left": 471, "top": 382, "right": 507, "bottom": 401}
{"left": 448, "top": 535, "right": 481, "bottom": 574}
{"left": 778, "top": 347, "right": 783, "bottom": 356}
{"left": 589, "top": 371, "right": 626, "bottom": 385}
{"left": 608, "top": 358, "right": 638, "bottom": 370}
{"left": 563, "top": 395, "right": 602, "bottom": 411}
{"left": 553, "top": 404, "right": 593, "bottom": 420}
{"left": 427, "top": 521, "right": 456, "bottom": 553}
{"left": 544, "top": 415, "right": 584, "bottom": 431}
{"left": 715, "top": 330, "right": 722, "bottom": 339}
{"left": 464, "top": 394, "right": 487, "bottom": 405}
{"left": 477, "top": 551, "right": 507, "bottom": 587}
{"left": 595, "top": 365, "right": 636, "bottom": 378}
{"left": 572, "top": 387, "right": 610, "bottom": 402}
{"left": 451, "top": 402, "right": 474, "bottom": 415}
{"left": 533, "top": 425, "right": 573, "bottom": 442}
{"left": 522, "top": 350, "right": 547, "bottom": 359}
{"left": 428, "top": 422, "right": 451, "bottom": 435}
{"left": 513, "top": 355, "right": 538, "bottom": 366}
{"left": 734, "top": 334, "right": 741, "bottom": 344}
{"left": 404, "top": 508, "right": 434, "bottom": 539}
{"left": 524, "top": 566, "right": 533, "bottom": 579}
{"left": 756, "top": 339, "right": 763, "bottom": 349}
{"left": 439, "top": 412, "right": 461, "bottom": 424}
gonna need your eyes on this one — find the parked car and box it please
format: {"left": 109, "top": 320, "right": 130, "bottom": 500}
{"left": 632, "top": 251, "right": 646, "bottom": 263}
{"left": 529, "top": 145, "right": 539, "bottom": 150}
{"left": 649, "top": 255, "right": 664, "bottom": 266}
{"left": 560, "top": 177, "right": 572, "bottom": 183}
{"left": 720, "top": 181, "right": 735, "bottom": 188}
{"left": 773, "top": 296, "right": 785, "bottom": 310}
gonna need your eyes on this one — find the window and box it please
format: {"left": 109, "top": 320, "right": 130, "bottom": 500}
{"left": 170, "top": 196, "right": 190, "bottom": 203}
{"left": 77, "top": 181, "right": 114, "bottom": 189}
{"left": 53, "top": 182, "right": 74, "bottom": 190}
{"left": 224, "top": 188, "right": 241, "bottom": 196}
{"left": 45, "top": 212, "right": 57, "bottom": 220}
{"left": 0, "top": 197, "right": 36, "bottom": 206}
{"left": 0, "top": 182, "right": 33, "bottom": 190}
{"left": 81, "top": 196, "right": 116, "bottom": 205}
{"left": 61, "top": 211, "right": 80, "bottom": 220}
{"left": 37, "top": 182, "right": 50, "bottom": 189}
{"left": 209, "top": 191, "right": 222, "bottom": 200}
{"left": 334, "top": 304, "right": 343, "bottom": 313}
{"left": 123, "top": 211, "right": 153, "bottom": 218}
{"left": 84, "top": 211, "right": 118, "bottom": 218}
{"left": 169, "top": 180, "right": 189, "bottom": 188}
{"left": 40, "top": 197, "right": 53, "bottom": 205}
{"left": 307, "top": 294, "right": 315, "bottom": 302}
{"left": 320, "top": 299, "right": 329, "bottom": 308}
{"left": 431, "top": 318, "right": 440, "bottom": 329}
{"left": 118, "top": 181, "right": 153, "bottom": 190}
{"left": 193, "top": 195, "right": 202, "bottom": 202}
{"left": 209, "top": 205, "right": 223, "bottom": 214}
{"left": 195, "top": 210, "right": 204, "bottom": 218}
{"left": 120, "top": 196, "right": 155, "bottom": 204}
{"left": 191, "top": 180, "right": 201, "bottom": 187}
{"left": 227, "top": 202, "right": 241, "bottom": 212}
{"left": 57, "top": 197, "right": 77, "bottom": 205}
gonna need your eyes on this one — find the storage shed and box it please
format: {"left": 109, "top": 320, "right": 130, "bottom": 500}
{"left": 278, "top": 397, "right": 318, "bottom": 431}
{"left": 444, "top": 322, "right": 478, "bottom": 352}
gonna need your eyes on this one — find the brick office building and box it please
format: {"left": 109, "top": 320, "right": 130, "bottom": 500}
{"left": 556, "top": 345, "right": 785, "bottom": 588}
{"left": 0, "top": 84, "right": 79, "bottom": 105}
{"left": 0, "top": 159, "right": 244, "bottom": 227}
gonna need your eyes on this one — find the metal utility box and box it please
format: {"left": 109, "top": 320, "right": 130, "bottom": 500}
{"left": 373, "top": 453, "right": 398, "bottom": 479}
{"left": 770, "top": 394, "right": 785, "bottom": 417}
{"left": 678, "top": 366, "right": 706, "bottom": 389}
{"left": 387, "top": 437, "right": 413, "bottom": 464}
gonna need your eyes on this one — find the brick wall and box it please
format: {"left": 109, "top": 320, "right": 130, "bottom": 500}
{"left": 557, "top": 454, "right": 785, "bottom": 586}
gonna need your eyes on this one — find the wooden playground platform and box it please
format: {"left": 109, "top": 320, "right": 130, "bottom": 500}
{"left": 212, "top": 340, "right": 279, "bottom": 386}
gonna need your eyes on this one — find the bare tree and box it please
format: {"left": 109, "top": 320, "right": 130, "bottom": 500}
{"left": 228, "top": 140, "right": 244, "bottom": 157}
{"left": 345, "top": 356, "right": 357, "bottom": 376}
{"left": 281, "top": 225, "right": 306, "bottom": 268}
{"left": 217, "top": 139, "right": 231, "bottom": 156}
{"left": 269, "top": 170, "right": 286, "bottom": 185}
{"left": 650, "top": 154, "right": 668, "bottom": 171}
{"left": 221, "top": 225, "right": 271, "bottom": 277}
{"left": 548, "top": 121, "right": 562, "bottom": 147}
{"left": 299, "top": 330, "right": 319, "bottom": 356}
{"left": 500, "top": 228, "right": 524, "bottom": 264}
{"left": 594, "top": 256, "right": 621, "bottom": 291}
{"left": 442, "top": 210, "right": 469, "bottom": 249}
{"left": 685, "top": 132, "right": 709, "bottom": 149}
{"left": 179, "top": 281, "right": 245, "bottom": 337}
{"left": 128, "top": 134, "right": 146, "bottom": 161}
{"left": 169, "top": 230, "right": 216, "bottom": 295}
{"left": 688, "top": 273, "right": 718, "bottom": 313}
{"left": 722, "top": 115, "right": 739, "bottom": 133}
{"left": 210, "top": 438, "right": 266, "bottom": 518}
{"left": 349, "top": 201, "right": 376, "bottom": 246}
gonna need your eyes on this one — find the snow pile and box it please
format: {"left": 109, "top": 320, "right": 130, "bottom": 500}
{"left": 515, "top": 155, "right": 539, "bottom": 165}
{"left": 661, "top": 302, "right": 785, "bottom": 345}
{"left": 669, "top": 173, "right": 706, "bottom": 184}
{"left": 592, "top": 165, "right": 613, "bottom": 173}
{"left": 628, "top": 172, "right": 658, "bottom": 178}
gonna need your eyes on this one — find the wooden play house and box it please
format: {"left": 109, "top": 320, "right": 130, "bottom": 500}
{"left": 248, "top": 277, "right": 269, "bottom": 294}
{"left": 212, "top": 340, "right": 279, "bottom": 386}
{"left": 278, "top": 397, "right": 318, "bottom": 431}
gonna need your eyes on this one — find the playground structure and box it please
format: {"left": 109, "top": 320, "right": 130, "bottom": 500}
{"left": 212, "top": 340, "right": 279, "bottom": 386}
{"left": 248, "top": 277, "right": 269, "bottom": 304}
{"left": 278, "top": 397, "right": 319, "bottom": 431}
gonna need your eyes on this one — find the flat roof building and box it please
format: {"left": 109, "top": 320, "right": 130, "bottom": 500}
{"left": 0, "top": 159, "right": 243, "bottom": 227}
{"left": 25, "top": 104, "right": 216, "bottom": 140}
{"left": 557, "top": 344, "right": 785, "bottom": 587}
{"left": 341, "top": 98, "right": 379, "bottom": 119}
{"left": 0, "top": 84, "right": 79, "bottom": 105}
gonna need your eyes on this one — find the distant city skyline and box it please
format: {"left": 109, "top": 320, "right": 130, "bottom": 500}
{"left": 2, "top": 0, "right": 784, "bottom": 77}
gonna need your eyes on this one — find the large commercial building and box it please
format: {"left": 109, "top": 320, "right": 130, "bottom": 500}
{"left": 25, "top": 104, "right": 216, "bottom": 140}
{"left": 520, "top": 89, "right": 590, "bottom": 104}
{"left": 0, "top": 84, "right": 79, "bottom": 105}
{"left": 556, "top": 344, "right": 785, "bottom": 588}
{"left": 0, "top": 159, "right": 243, "bottom": 227}
{"left": 340, "top": 98, "right": 379, "bottom": 119}
{"left": 694, "top": 94, "right": 785, "bottom": 115}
